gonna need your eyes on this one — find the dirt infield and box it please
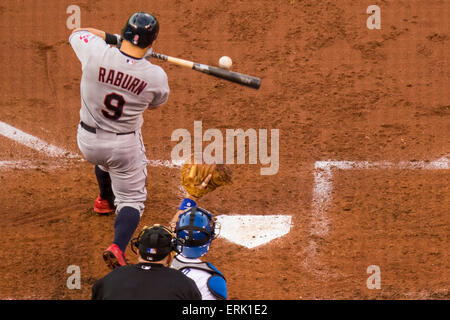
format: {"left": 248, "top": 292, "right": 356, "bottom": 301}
{"left": 0, "top": 0, "right": 448, "bottom": 299}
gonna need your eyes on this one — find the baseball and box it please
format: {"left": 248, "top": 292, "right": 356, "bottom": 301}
{"left": 218, "top": 56, "right": 232, "bottom": 69}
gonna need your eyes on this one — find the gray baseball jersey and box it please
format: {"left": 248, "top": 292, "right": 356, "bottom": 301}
{"left": 70, "top": 30, "right": 169, "bottom": 215}
{"left": 69, "top": 30, "right": 169, "bottom": 133}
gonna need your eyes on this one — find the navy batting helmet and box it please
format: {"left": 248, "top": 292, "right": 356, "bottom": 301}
{"left": 175, "top": 207, "right": 218, "bottom": 259}
{"left": 122, "top": 12, "right": 159, "bottom": 48}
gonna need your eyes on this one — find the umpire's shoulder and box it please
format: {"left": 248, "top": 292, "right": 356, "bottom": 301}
{"left": 166, "top": 266, "right": 197, "bottom": 283}
{"left": 167, "top": 267, "right": 202, "bottom": 299}
{"left": 164, "top": 265, "right": 190, "bottom": 277}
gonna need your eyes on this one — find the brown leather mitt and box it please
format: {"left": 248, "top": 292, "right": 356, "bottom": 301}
{"left": 180, "top": 163, "right": 232, "bottom": 200}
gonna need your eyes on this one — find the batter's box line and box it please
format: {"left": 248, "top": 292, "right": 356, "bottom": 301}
{"left": 305, "top": 155, "right": 449, "bottom": 278}
{"left": 0, "top": 121, "right": 78, "bottom": 158}
{"left": 0, "top": 120, "right": 189, "bottom": 171}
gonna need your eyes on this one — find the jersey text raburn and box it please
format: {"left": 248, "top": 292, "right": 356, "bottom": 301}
{"left": 98, "top": 67, "right": 147, "bottom": 96}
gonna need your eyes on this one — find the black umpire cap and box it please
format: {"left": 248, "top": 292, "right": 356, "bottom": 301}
{"left": 131, "top": 225, "right": 182, "bottom": 262}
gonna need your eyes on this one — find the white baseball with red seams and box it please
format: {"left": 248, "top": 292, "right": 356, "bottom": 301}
{"left": 218, "top": 56, "right": 232, "bottom": 69}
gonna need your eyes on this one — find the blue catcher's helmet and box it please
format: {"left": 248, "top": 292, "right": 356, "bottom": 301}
{"left": 121, "top": 12, "right": 159, "bottom": 48}
{"left": 175, "top": 207, "right": 217, "bottom": 259}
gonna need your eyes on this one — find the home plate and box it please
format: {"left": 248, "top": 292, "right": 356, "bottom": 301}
{"left": 215, "top": 215, "right": 292, "bottom": 248}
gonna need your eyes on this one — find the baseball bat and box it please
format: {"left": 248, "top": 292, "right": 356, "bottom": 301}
{"left": 148, "top": 52, "right": 261, "bottom": 90}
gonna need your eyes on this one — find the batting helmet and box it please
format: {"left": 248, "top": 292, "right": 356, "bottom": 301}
{"left": 130, "top": 224, "right": 183, "bottom": 262}
{"left": 121, "top": 12, "right": 159, "bottom": 48}
{"left": 175, "top": 207, "right": 218, "bottom": 259}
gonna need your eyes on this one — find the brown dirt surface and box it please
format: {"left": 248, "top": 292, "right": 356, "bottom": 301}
{"left": 0, "top": 0, "right": 448, "bottom": 299}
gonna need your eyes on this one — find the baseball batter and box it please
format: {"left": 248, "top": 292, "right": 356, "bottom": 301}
{"left": 69, "top": 12, "right": 169, "bottom": 269}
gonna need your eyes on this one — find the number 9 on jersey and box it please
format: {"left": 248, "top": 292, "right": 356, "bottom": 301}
{"left": 102, "top": 92, "right": 125, "bottom": 120}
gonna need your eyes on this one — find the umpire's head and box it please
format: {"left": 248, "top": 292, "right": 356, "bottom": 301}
{"left": 131, "top": 225, "right": 183, "bottom": 265}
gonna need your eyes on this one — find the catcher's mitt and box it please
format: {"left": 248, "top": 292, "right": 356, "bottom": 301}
{"left": 181, "top": 162, "right": 232, "bottom": 200}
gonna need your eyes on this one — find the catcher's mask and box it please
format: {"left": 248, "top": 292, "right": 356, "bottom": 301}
{"left": 175, "top": 207, "right": 219, "bottom": 259}
{"left": 130, "top": 224, "right": 183, "bottom": 262}
{"left": 121, "top": 12, "right": 159, "bottom": 48}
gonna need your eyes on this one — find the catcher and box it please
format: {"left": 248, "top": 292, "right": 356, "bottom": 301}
{"left": 167, "top": 161, "right": 232, "bottom": 300}
{"left": 171, "top": 206, "right": 227, "bottom": 300}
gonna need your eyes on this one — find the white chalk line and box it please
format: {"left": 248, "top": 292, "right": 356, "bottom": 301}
{"left": 0, "top": 121, "right": 187, "bottom": 170}
{"left": 306, "top": 155, "right": 450, "bottom": 279}
{"left": 0, "top": 160, "right": 66, "bottom": 171}
{"left": 0, "top": 159, "right": 184, "bottom": 171}
{"left": 0, "top": 121, "right": 78, "bottom": 158}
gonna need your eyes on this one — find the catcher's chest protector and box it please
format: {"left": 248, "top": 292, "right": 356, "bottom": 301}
{"left": 171, "top": 258, "right": 227, "bottom": 300}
